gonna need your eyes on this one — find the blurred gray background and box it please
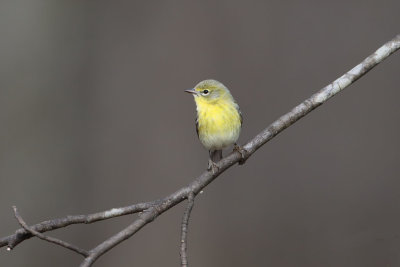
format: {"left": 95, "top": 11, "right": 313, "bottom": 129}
{"left": 1, "top": 1, "right": 400, "bottom": 266}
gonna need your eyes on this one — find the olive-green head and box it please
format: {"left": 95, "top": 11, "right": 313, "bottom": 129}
{"left": 184, "top": 79, "right": 233, "bottom": 103}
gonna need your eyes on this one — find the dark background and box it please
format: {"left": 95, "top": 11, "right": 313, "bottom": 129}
{"left": 1, "top": 1, "right": 400, "bottom": 266}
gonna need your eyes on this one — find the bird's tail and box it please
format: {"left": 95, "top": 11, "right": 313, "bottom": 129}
{"left": 210, "top": 150, "right": 223, "bottom": 162}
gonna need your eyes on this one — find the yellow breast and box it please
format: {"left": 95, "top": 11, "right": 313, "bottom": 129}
{"left": 195, "top": 97, "right": 242, "bottom": 150}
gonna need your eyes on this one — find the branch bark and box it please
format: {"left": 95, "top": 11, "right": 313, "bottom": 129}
{"left": 180, "top": 192, "right": 195, "bottom": 267}
{"left": 13, "top": 206, "right": 89, "bottom": 257}
{"left": 1, "top": 34, "right": 399, "bottom": 266}
{"left": 1, "top": 201, "right": 158, "bottom": 250}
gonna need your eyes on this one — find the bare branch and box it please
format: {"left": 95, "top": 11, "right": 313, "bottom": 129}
{"left": 1, "top": 34, "right": 399, "bottom": 266}
{"left": 1, "top": 200, "right": 158, "bottom": 250}
{"left": 12, "top": 206, "right": 89, "bottom": 257}
{"left": 242, "top": 34, "right": 400, "bottom": 158}
{"left": 180, "top": 192, "right": 195, "bottom": 267}
{"left": 78, "top": 34, "right": 400, "bottom": 266}
{"left": 76, "top": 34, "right": 400, "bottom": 267}
{"left": 80, "top": 196, "right": 186, "bottom": 267}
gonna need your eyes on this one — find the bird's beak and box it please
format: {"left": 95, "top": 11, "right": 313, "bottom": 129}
{"left": 184, "top": 88, "right": 197, "bottom": 95}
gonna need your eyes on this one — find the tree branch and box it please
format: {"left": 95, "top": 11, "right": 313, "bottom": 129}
{"left": 180, "top": 192, "right": 195, "bottom": 267}
{"left": 78, "top": 34, "right": 400, "bottom": 266}
{"left": 1, "top": 34, "right": 399, "bottom": 267}
{"left": 1, "top": 201, "right": 158, "bottom": 250}
{"left": 12, "top": 206, "right": 89, "bottom": 257}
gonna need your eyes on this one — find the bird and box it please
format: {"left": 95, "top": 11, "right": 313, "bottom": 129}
{"left": 185, "top": 79, "right": 244, "bottom": 172}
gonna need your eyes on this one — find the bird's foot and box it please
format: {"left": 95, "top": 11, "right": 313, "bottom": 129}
{"left": 234, "top": 143, "right": 248, "bottom": 165}
{"left": 207, "top": 159, "right": 219, "bottom": 174}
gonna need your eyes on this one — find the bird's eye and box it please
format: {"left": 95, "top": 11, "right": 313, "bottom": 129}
{"left": 202, "top": 90, "right": 209, "bottom": 95}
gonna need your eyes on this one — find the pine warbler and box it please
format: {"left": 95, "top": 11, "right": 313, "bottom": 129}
{"left": 185, "top": 79, "right": 243, "bottom": 172}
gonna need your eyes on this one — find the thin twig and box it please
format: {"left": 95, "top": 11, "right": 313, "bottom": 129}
{"left": 12, "top": 206, "right": 89, "bottom": 257}
{"left": 1, "top": 34, "right": 399, "bottom": 267}
{"left": 180, "top": 192, "right": 195, "bottom": 267}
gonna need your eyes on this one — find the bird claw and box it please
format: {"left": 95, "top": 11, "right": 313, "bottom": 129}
{"left": 207, "top": 159, "right": 219, "bottom": 174}
{"left": 234, "top": 143, "right": 248, "bottom": 165}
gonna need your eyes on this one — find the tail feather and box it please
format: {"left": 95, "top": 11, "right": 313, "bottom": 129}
{"left": 210, "top": 150, "right": 223, "bottom": 162}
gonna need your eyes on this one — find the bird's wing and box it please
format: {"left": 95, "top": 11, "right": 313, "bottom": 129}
{"left": 195, "top": 115, "right": 199, "bottom": 138}
{"left": 236, "top": 104, "right": 243, "bottom": 127}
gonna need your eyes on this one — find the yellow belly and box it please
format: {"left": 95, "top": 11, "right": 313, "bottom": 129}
{"left": 196, "top": 100, "right": 241, "bottom": 150}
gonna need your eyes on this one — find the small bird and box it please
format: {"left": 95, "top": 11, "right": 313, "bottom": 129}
{"left": 185, "top": 79, "right": 243, "bottom": 172}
